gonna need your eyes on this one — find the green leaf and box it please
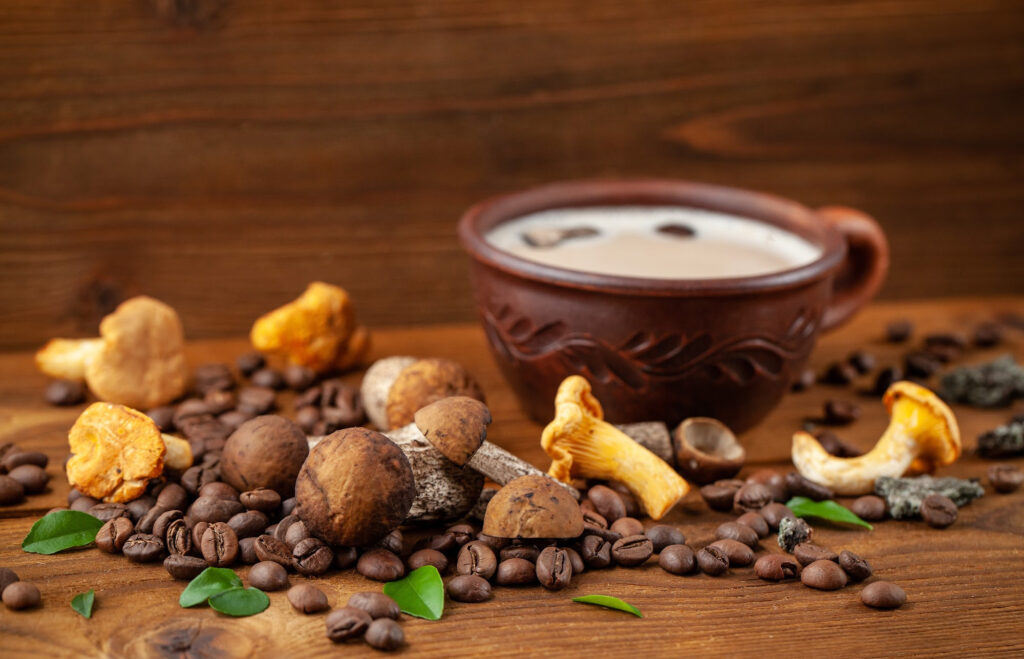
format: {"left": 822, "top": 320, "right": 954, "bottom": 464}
{"left": 71, "top": 590, "right": 95, "bottom": 619}
{"left": 572, "top": 595, "right": 643, "bottom": 617}
{"left": 22, "top": 510, "right": 104, "bottom": 555}
{"left": 209, "top": 587, "right": 270, "bottom": 617}
{"left": 179, "top": 567, "right": 243, "bottom": 608}
{"left": 785, "top": 496, "right": 873, "bottom": 530}
{"left": 382, "top": 565, "right": 444, "bottom": 621}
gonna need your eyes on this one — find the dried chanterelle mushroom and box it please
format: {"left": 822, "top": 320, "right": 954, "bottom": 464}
{"left": 36, "top": 296, "right": 188, "bottom": 409}
{"left": 541, "top": 376, "right": 690, "bottom": 520}
{"left": 483, "top": 474, "right": 584, "bottom": 539}
{"left": 361, "top": 356, "right": 485, "bottom": 431}
{"left": 250, "top": 281, "right": 371, "bottom": 374}
{"left": 67, "top": 402, "right": 192, "bottom": 502}
{"left": 791, "top": 381, "right": 961, "bottom": 495}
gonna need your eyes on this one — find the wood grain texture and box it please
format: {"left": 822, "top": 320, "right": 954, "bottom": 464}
{"left": 0, "top": 297, "right": 1023, "bottom": 657}
{"left": 1, "top": 1, "right": 1023, "bottom": 349}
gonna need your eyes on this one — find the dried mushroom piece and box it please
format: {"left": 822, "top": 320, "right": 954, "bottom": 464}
{"left": 250, "top": 282, "right": 371, "bottom": 374}
{"left": 361, "top": 356, "right": 485, "bottom": 431}
{"left": 672, "top": 417, "right": 745, "bottom": 484}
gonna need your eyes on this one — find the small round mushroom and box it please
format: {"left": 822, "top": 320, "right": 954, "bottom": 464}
{"left": 482, "top": 474, "right": 584, "bottom": 539}
{"left": 221, "top": 416, "right": 309, "bottom": 497}
{"left": 361, "top": 356, "right": 485, "bottom": 430}
{"left": 296, "top": 427, "right": 415, "bottom": 547}
{"left": 672, "top": 417, "right": 746, "bottom": 484}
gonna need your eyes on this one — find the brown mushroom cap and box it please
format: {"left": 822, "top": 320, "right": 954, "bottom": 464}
{"left": 385, "top": 358, "right": 485, "bottom": 430}
{"left": 221, "top": 416, "right": 310, "bottom": 497}
{"left": 482, "top": 474, "right": 584, "bottom": 539}
{"left": 295, "top": 427, "right": 415, "bottom": 547}
{"left": 672, "top": 417, "right": 746, "bottom": 485}
{"left": 413, "top": 396, "right": 492, "bottom": 466}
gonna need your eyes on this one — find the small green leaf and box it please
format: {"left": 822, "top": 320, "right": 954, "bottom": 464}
{"left": 382, "top": 565, "right": 444, "bottom": 621}
{"left": 786, "top": 496, "right": 873, "bottom": 530}
{"left": 179, "top": 567, "right": 243, "bottom": 608}
{"left": 572, "top": 595, "right": 643, "bottom": 617}
{"left": 209, "top": 587, "right": 270, "bottom": 617}
{"left": 22, "top": 510, "right": 104, "bottom": 555}
{"left": 71, "top": 590, "right": 95, "bottom": 619}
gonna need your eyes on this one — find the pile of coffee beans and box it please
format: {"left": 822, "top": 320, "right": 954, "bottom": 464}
{"left": 0, "top": 443, "right": 50, "bottom": 507}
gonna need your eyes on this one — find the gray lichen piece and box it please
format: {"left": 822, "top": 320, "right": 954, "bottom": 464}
{"left": 977, "top": 420, "right": 1024, "bottom": 459}
{"left": 777, "top": 517, "right": 812, "bottom": 553}
{"left": 874, "top": 475, "right": 985, "bottom": 519}
{"left": 939, "top": 355, "right": 1024, "bottom": 408}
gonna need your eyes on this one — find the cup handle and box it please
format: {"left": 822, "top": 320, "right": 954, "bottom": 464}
{"left": 818, "top": 206, "right": 889, "bottom": 332}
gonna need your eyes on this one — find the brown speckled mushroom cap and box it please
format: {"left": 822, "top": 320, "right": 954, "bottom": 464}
{"left": 413, "top": 396, "right": 492, "bottom": 466}
{"left": 385, "top": 358, "right": 485, "bottom": 430}
{"left": 221, "top": 415, "right": 309, "bottom": 497}
{"left": 483, "top": 474, "right": 584, "bottom": 539}
{"left": 295, "top": 427, "right": 415, "bottom": 547}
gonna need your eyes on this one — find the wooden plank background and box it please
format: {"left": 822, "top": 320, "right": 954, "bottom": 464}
{"left": 1, "top": 0, "right": 1023, "bottom": 350}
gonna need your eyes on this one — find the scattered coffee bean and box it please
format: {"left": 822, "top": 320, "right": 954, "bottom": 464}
{"left": 793, "top": 543, "right": 837, "bottom": 567}
{"left": 87, "top": 502, "right": 128, "bottom": 523}
{"left": 123, "top": 533, "right": 165, "bottom": 563}
{"left": 850, "top": 495, "right": 887, "bottom": 521}
{"left": 199, "top": 481, "right": 240, "bottom": 502}
{"left": 924, "top": 333, "right": 966, "bottom": 362}
{"left": 180, "top": 466, "right": 219, "bottom": 496}
{"left": 325, "top": 606, "right": 371, "bottom": 642}
{"left": 791, "top": 368, "right": 816, "bottom": 392}
{"left": 580, "top": 534, "right": 613, "bottom": 569}
{"left": 838, "top": 550, "right": 872, "bottom": 581}
{"left": 746, "top": 469, "right": 788, "bottom": 502}
{"left": 610, "top": 517, "right": 643, "bottom": 537}
{"left": 699, "top": 479, "right": 744, "bottom": 512}
{"left": 456, "top": 541, "right": 497, "bottom": 580}
{"left": 754, "top": 553, "right": 800, "bottom": 581}
{"left": 988, "top": 464, "right": 1023, "bottom": 494}
{"left": 201, "top": 522, "right": 239, "bottom": 567}
{"left": 735, "top": 512, "right": 770, "bottom": 539}
{"left": 289, "top": 584, "right": 330, "bottom": 614}
{"left": 474, "top": 532, "right": 508, "bottom": 553}
{"left": 759, "top": 502, "right": 796, "bottom": 531}
{"left": 821, "top": 362, "right": 857, "bottom": 386}
{"left": 166, "top": 519, "right": 192, "bottom": 555}
{"left": 3, "top": 581, "right": 40, "bottom": 609}
{"left": 645, "top": 524, "right": 686, "bottom": 552}
{"left": 219, "top": 409, "right": 255, "bottom": 432}
{"left": 284, "top": 365, "right": 317, "bottom": 391}
{"left": 813, "top": 430, "right": 862, "bottom": 458}
{"left": 0, "top": 475, "right": 25, "bottom": 505}
{"left": 496, "top": 558, "right": 537, "bottom": 586}
{"left": 715, "top": 521, "right": 759, "bottom": 549}
{"left": 249, "top": 561, "right": 290, "bottom": 591}
{"left": 870, "top": 366, "right": 904, "bottom": 396}
{"left": 335, "top": 546, "right": 359, "bottom": 570}
{"left": 447, "top": 574, "right": 492, "bottom": 602}
{"left": 606, "top": 482, "right": 641, "bottom": 518}
{"left": 734, "top": 482, "right": 773, "bottom": 512}
{"left": 357, "top": 549, "right": 404, "bottom": 582}
{"left": 445, "top": 523, "right": 475, "bottom": 546}
{"left": 250, "top": 368, "right": 285, "bottom": 390}
{"left": 696, "top": 546, "right": 729, "bottom": 576}
{"left": 785, "top": 472, "right": 834, "bottom": 501}
{"left": 658, "top": 544, "right": 696, "bottom": 575}
{"left": 904, "top": 350, "right": 941, "bottom": 378}
{"left": 365, "top": 618, "right": 404, "bottom": 651}
{"left": 0, "top": 567, "right": 19, "bottom": 593}
{"left": 45, "top": 379, "right": 85, "bottom": 406}
{"left": 861, "top": 581, "right": 906, "bottom": 609}
{"left": 708, "top": 539, "right": 754, "bottom": 566}
{"left": 96, "top": 517, "right": 134, "bottom": 553}
{"left": 973, "top": 322, "right": 1003, "bottom": 348}
{"left": 155, "top": 483, "right": 188, "bottom": 511}
{"left": 587, "top": 485, "right": 626, "bottom": 522}
{"left": 236, "top": 352, "right": 265, "bottom": 377}
{"left": 347, "top": 592, "right": 401, "bottom": 620}
{"left": 164, "top": 554, "right": 208, "bottom": 580}
{"left": 408, "top": 549, "right": 448, "bottom": 572}
{"left": 238, "top": 537, "right": 259, "bottom": 564}
{"left": 420, "top": 533, "right": 458, "bottom": 555}
{"left": 777, "top": 517, "right": 812, "bottom": 552}
{"left": 564, "top": 547, "right": 585, "bottom": 575}
{"left": 293, "top": 537, "right": 334, "bottom": 576}
{"left": 920, "top": 493, "right": 957, "bottom": 528}
{"left": 823, "top": 399, "right": 861, "bottom": 425}
{"left": 191, "top": 521, "right": 210, "bottom": 549}
{"left": 254, "top": 534, "right": 293, "bottom": 567}
{"left": 536, "top": 546, "right": 573, "bottom": 590}
{"left": 500, "top": 544, "right": 540, "bottom": 563}
{"left": 189, "top": 496, "right": 244, "bottom": 524}
{"left": 228, "top": 510, "right": 269, "bottom": 539}
{"left": 886, "top": 319, "right": 913, "bottom": 343}
{"left": 848, "top": 350, "right": 876, "bottom": 375}
{"left": 126, "top": 496, "right": 156, "bottom": 523}
{"left": 237, "top": 386, "right": 276, "bottom": 415}
{"left": 3, "top": 451, "right": 47, "bottom": 471}
{"left": 611, "top": 535, "right": 653, "bottom": 567}
{"left": 70, "top": 495, "right": 98, "bottom": 512}
{"left": 295, "top": 407, "right": 321, "bottom": 434}
{"left": 376, "top": 529, "right": 403, "bottom": 556}
{"left": 801, "top": 559, "right": 847, "bottom": 590}
{"left": 194, "top": 363, "right": 235, "bottom": 394}
{"left": 152, "top": 509, "right": 184, "bottom": 542}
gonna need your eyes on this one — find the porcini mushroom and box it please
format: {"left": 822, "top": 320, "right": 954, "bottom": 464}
{"left": 67, "top": 402, "right": 192, "bottom": 503}
{"left": 672, "top": 417, "right": 746, "bottom": 484}
{"left": 295, "top": 427, "right": 415, "bottom": 547}
{"left": 482, "top": 474, "right": 584, "bottom": 539}
{"left": 250, "top": 281, "right": 371, "bottom": 374}
{"left": 36, "top": 296, "right": 188, "bottom": 409}
{"left": 541, "top": 376, "right": 690, "bottom": 520}
{"left": 361, "top": 356, "right": 485, "bottom": 430}
{"left": 791, "top": 381, "right": 961, "bottom": 495}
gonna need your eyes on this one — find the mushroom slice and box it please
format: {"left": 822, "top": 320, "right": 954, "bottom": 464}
{"left": 483, "top": 475, "right": 584, "bottom": 539}
{"left": 672, "top": 417, "right": 746, "bottom": 484}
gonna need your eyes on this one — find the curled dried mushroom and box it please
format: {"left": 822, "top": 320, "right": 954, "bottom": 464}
{"left": 672, "top": 417, "right": 745, "bottom": 484}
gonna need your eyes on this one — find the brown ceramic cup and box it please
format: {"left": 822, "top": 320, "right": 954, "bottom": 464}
{"left": 458, "top": 179, "right": 888, "bottom": 432}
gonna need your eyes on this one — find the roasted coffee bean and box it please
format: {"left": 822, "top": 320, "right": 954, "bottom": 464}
{"left": 293, "top": 537, "right": 334, "bottom": 575}
{"left": 645, "top": 524, "right": 686, "bottom": 552}
{"left": 988, "top": 464, "right": 1024, "bottom": 494}
{"left": 236, "top": 352, "right": 265, "bottom": 377}
{"left": 850, "top": 495, "right": 887, "bottom": 521}
{"left": 335, "top": 546, "right": 359, "bottom": 570}
{"left": 870, "top": 366, "right": 904, "bottom": 396}
{"left": 785, "top": 472, "right": 834, "bottom": 502}
{"left": 164, "top": 554, "right": 208, "bottom": 580}
{"left": 136, "top": 504, "right": 168, "bottom": 534}
{"left": 279, "top": 497, "right": 297, "bottom": 517}
{"left": 155, "top": 482, "right": 188, "bottom": 511}
{"left": 861, "top": 581, "right": 906, "bottom": 609}
{"left": 580, "top": 534, "right": 613, "bottom": 569}
{"left": 920, "top": 493, "right": 957, "bottom": 528}
{"left": 421, "top": 533, "right": 458, "bottom": 555}
{"left": 581, "top": 511, "right": 621, "bottom": 542}
{"left": 199, "top": 481, "right": 240, "bottom": 502}
{"left": 203, "top": 389, "right": 236, "bottom": 415}
{"left": 565, "top": 547, "right": 585, "bottom": 575}
{"left": 496, "top": 558, "right": 537, "bottom": 585}
{"left": 3, "top": 451, "right": 47, "bottom": 471}
{"left": 153, "top": 509, "right": 184, "bottom": 542}
{"left": 294, "top": 385, "right": 323, "bottom": 410}
{"left": 283, "top": 365, "right": 317, "bottom": 391}
{"left": 736, "top": 512, "right": 770, "bottom": 539}
{"left": 406, "top": 548, "right": 449, "bottom": 573}
{"left": 181, "top": 465, "right": 219, "bottom": 495}
{"left": 358, "top": 548, "right": 404, "bottom": 582}
{"left": 579, "top": 498, "right": 596, "bottom": 515}
{"left": 254, "top": 534, "right": 293, "bottom": 567}
{"left": 536, "top": 546, "right": 573, "bottom": 590}
{"left": 708, "top": 539, "right": 754, "bottom": 566}
{"left": 166, "top": 519, "right": 192, "bottom": 555}
{"left": 447, "top": 574, "right": 492, "bottom": 602}
{"left": 611, "top": 535, "right": 653, "bottom": 567}
{"left": 658, "top": 544, "right": 696, "bottom": 575}
{"left": 96, "top": 517, "right": 134, "bottom": 553}
{"left": 886, "top": 319, "right": 913, "bottom": 343}
{"left": 973, "top": 322, "right": 1003, "bottom": 348}
{"left": 924, "top": 333, "right": 966, "bottom": 361}
{"left": 610, "top": 516, "right": 644, "bottom": 537}
{"left": 700, "top": 480, "right": 743, "bottom": 512}
{"left": 500, "top": 544, "right": 539, "bottom": 563}
{"left": 248, "top": 560, "right": 289, "bottom": 591}
{"left": 88, "top": 501, "right": 128, "bottom": 522}
{"left": 376, "top": 528, "right": 404, "bottom": 556}
{"left": 457, "top": 541, "right": 497, "bottom": 580}
{"left": 284, "top": 519, "right": 311, "bottom": 548}
{"left": 759, "top": 503, "right": 796, "bottom": 531}
{"left": 838, "top": 550, "right": 872, "bottom": 581}
{"left": 274, "top": 514, "right": 302, "bottom": 542}
{"left": 823, "top": 399, "right": 861, "bottom": 426}
{"left": 847, "top": 350, "right": 876, "bottom": 375}
{"left": 219, "top": 409, "right": 255, "bottom": 432}
{"left": 189, "top": 496, "right": 244, "bottom": 524}
{"left": 0, "top": 567, "right": 18, "bottom": 595}
{"left": 474, "top": 533, "right": 508, "bottom": 553}
{"left": 904, "top": 350, "right": 941, "bottom": 378}
{"left": 715, "top": 521, "right": 759, "bottom": 549}
{"left": 821, "top": 362, "right": 857, "bottom": 386}
{"left": 813, "top": 429, "right": 862, "bottom": 458}
{"left": 606, "top": 481, "right": 641, "bottom": 518}
{"left": 239, "top": 487, "right": 281, "bottom": 513}
{"left": 3, "top": 581, "right": 40, "bottom": 609}
{"left": 251, "top": 368, "right": 284, "bottom": 390}
{"left": 238, "top": 537, "right": 259, "bottom": 564}
{"left": 289, "top": 584, "right": 329, "bottom": 614}
{"left": 192, "top": 521, "right": 210, "bottom": 549}
{"left": 229, "top": 510, "right": 269, "bottom": 539}
{"left": 793, "top": 543, "right": 837, "bottom": 566}
{"left": 126, "top": 496, "right": 155, "bottom": 523}
{"left": 746, "top": 469, "right": 788, "bottom": 502}
{"left": 45, "top": 379, "right": 85, "bottom": 406}
{"left": 174, "top": 399, "right": 215, "bottom": 428}
{"left": 325, "top": 606, "right": 371, "bottom": 641}
{"left": 123, "top": 533, "right": 165, "bottom": 563}
{"left": 445, "top": 523, "right": 476, "bottom": 546}
{"left": 201, "top": 522, "right": 239, "bottom": 567}
{"left": 237, "top": 386, "right": 276, "bottom": 415}
{"left": 800, "top": 559, "right": 847, "bottom": 590}
{"left": 697, "top": 546, "right": 729, "bottom": 576}
{"left": 295, "top": 407, "right": 321, "bottom": 434}
{"left": 734, "top": 482, "right": 773, "bottom": 512}
{"left": 791, "top": 368, "right": 816, "bottom": 392}
{"left": 323, "top": 380, "right": 365, "bottom": 422}
{"left": 69, "top": 494, "right": 97, "bottom": 512}
{"left": 587, "top": 485, "right": 626, "bottom": 522}
{"left": 754, "top": 553, "right": 800, "bottom": 581}
{"left": 194, "top": 363, "right": 235, "bottom": 394}
{"left": 365, "top": 618, "right": 404, "bottom": 651}
{"left": 347, "top": 592, "right": 401, "bottom": 620}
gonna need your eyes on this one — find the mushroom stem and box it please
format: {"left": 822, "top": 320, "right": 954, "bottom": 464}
{"left": 160, "top": 434, "right": 194, "bottom": 472}
{"left": 466, "top": 441, "right": 580, "bottom": 499}
{"left": 616, "top": 422, "right": 674, "bottom": 466}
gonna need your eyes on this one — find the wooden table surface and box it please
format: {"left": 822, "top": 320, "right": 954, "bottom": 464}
{"left": 1, "top": 297, "right": 1022, "bottom": 657}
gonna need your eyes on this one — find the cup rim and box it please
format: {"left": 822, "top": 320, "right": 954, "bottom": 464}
{"left": 458, "top": 178, "right": 847, "bottom": 297}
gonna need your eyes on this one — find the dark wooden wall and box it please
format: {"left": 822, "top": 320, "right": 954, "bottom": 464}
{"left": 2, "top": 0, "right": 1023, "bottom": 350}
